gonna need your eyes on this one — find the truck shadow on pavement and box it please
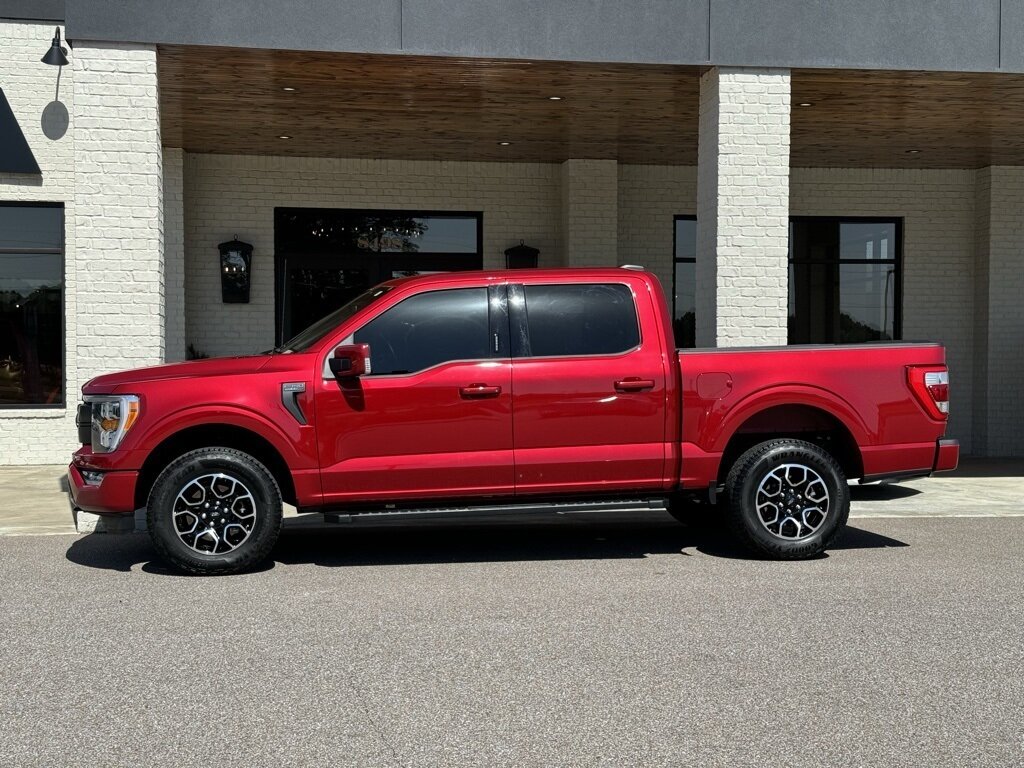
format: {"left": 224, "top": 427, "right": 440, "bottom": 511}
{"left": 64, "top": 514, "right": 908, "bottom": 575}
{"left": 849, "top": 483, "right": 922, "bottom": 501}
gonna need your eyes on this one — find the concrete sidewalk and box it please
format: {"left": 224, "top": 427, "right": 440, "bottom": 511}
{"left": 0, "top": 458, "right": 1020, "bottom": 536}
{"left": 0, "top": 465, "right": 79, "bottom": 536}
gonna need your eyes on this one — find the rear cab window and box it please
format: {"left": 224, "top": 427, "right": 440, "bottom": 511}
{"left": 517, "top": 283, "right": 640, "bottom": 357}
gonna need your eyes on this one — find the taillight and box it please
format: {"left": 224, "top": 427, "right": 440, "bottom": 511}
{"left": 907, "top": 366, "right": 949, "bottom": 420}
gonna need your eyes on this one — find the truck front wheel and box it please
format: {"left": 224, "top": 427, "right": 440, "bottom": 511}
{"left": 724, "top": 439, "right": 849, "bottom": 560}
{"left": 146, "top": 447, "right": 283, "bottom": 575}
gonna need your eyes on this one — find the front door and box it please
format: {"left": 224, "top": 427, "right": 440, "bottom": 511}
{"left": 509, "top": 279, "right": 669, "bottom": 495}
{"left": 314, "top": 284, "right": 514, "bottom": 504}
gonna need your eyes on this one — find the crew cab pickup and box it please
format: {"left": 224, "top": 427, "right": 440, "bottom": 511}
{"left": 69, "top": 268, "right": 959, "bottom": 574}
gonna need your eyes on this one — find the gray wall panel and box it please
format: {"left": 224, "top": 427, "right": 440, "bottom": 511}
{"left": 711, "top": 0, "right": 1000, "bottom": 71}
{"left": 0, "top": 0, "right": 64, "bottom": 22}
{"left": 401, "top": 0, "right": 709, "bottom": 63}
{"left": 66, "top": 0, "right": 401, "bottom": 53}
{"left": 60, "top": 0, "right": 1020, "bottom": 73}
{"left": 1000, "top": 0, "right": 1024, "bottom": 71}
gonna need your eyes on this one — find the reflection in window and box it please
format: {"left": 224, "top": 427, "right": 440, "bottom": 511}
{"left": 788, "top": 218, "right": 900, "bottom": 344}
{"left": 673, "top": 216, "right": 697, "bottom": 348}
{"left": 522, "top": 284, "right": 640, "bottom": 357}
{"left": 276, "top": 209, "right": 480, "bottom": 254}
{"left": 354, "top": 288, "right": 489, "bottom": 375}
{"left": 275, "top": 208, "right": 484, "bottom": 344}
{"left": 0, "top": 204, "right": 63, "bottom": 406}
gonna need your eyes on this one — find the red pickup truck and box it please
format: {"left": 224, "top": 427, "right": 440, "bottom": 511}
{"left": 69, "top": 268, "right": 958, "bottom": 574}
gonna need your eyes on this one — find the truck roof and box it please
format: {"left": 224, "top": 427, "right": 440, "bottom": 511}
{"left": 382, "top": 266, "right": 654, "bottom": 290}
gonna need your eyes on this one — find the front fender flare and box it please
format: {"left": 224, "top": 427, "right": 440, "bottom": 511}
{"left": 133, "top": 403, "right": 311, "bottom": 470}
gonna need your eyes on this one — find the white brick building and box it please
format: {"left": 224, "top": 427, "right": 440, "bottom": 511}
{"left": 2, "top": 3, "right": 1023, "bottom": 462}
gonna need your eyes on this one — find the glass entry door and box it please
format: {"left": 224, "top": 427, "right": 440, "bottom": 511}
{"left": 274, "top": 208, "right": 483, "bottom": 344}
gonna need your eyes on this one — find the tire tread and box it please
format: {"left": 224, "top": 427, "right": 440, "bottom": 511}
{"left": 724, "top": 438, "right": 849, "bottom": 560}
{"left": 146, "top": 447, "right": 283, "bottom": 575}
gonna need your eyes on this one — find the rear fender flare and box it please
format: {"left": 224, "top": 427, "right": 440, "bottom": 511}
{"left": 709, "top": 385, "right": 872, "bottom": 455}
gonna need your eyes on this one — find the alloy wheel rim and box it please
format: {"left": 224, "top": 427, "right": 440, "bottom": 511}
{"left": 754, "top": 463, "right": 830, "bottom": 540}
{"left": 172, "top": 473, "right": 257, "bottom": 555}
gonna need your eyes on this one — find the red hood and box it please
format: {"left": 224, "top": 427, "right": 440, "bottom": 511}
{"left": 83, "top": 355, "right": 273, "bottom": 394}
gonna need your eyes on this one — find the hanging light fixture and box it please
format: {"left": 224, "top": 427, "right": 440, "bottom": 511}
{"left": 41, "top": 27, "right": 69, "bottom": 67}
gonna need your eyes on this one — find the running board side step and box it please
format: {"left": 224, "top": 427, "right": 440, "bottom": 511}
{"left": 323, "top": 498, "right": 668, "bottom": 524}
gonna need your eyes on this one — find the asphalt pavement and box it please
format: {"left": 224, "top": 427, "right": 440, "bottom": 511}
{"left": 1, "top": 514, "right": 1022, "bottom": 767}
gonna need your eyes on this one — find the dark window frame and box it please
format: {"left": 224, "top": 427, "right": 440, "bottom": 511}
{"left": 672, "top": 214, "right": 697, "bottom": 348}
{"left": 0, "top": 201, "right": 65, "bottom": 409}
{"left": 789, "top": 215, "right": 904, "bottom": 344}
{"left": 274, "top": 207, "right": 484, "bottom": 345}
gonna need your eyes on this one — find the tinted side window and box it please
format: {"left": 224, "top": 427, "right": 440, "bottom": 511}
{"left": 354, "top": 288, "right": 489, "bottom": 374}
{"left": 523, "top": 284, "right": 640, "bottom": 357}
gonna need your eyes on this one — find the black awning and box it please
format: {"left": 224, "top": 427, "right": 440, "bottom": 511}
{"left": 0, "top": 87, "right": 41, "bottom": 175}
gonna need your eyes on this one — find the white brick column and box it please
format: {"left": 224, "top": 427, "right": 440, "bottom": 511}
{"left": 163, "top": 147, "right": 186, "bottom": 362}
{"left": 0, "top": 21, "right": 78, "bottom": 464}
{"left": 696, "top": 67, "right": 791, "bottom": 347}
{"left": 73, "top": 43, "right": 164, "bottom": 379}
{"left": 561, "top": 159, "right": 617, "bottom": 266}
{"left": 974, "top": 167, "right": 1024, "bottom": 456}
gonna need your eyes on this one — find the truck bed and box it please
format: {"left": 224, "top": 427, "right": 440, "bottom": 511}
{"left": 675, "top": 342, "right": 950, "bottom": 489}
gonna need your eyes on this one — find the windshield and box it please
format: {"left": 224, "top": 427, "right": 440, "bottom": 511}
{"left": 278, "top": 285, "right": 393, "bottom": 353}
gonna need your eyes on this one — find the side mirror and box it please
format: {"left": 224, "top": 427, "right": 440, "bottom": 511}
{"left": 329, "top": 344, "right": 371, "bottom": 379}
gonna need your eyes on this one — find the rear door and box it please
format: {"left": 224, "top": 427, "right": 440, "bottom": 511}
{"left": 509, "top": 279, "right": 668, "bottom": 495}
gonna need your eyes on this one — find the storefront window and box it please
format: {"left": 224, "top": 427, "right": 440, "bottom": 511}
{"left": 275, "top": 209, "right": 480, "bottom": 255}
{"left": 788, "top": 218, "right": 901, "bottom": 344}
{"left": 274, "top": 208, "right": 483, "bottom": 344}
{"left": 672, "top": 216, "right": 696, "bottom": 348}
{"left": 0, "top": 203, "right": 64, "bottom": 406}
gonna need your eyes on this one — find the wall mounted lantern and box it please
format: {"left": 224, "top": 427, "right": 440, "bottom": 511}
{"left": 504, "top": 240, "right": 539, "bottom": 269}
{"left": 218, "top": 237, "right": 253, "bottom": 303}
{"left": 42, "top": 28, "right": 69, "bottom": 67}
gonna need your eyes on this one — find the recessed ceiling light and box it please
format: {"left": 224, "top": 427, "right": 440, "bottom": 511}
{"left": 282, "top": 86, "right": 297, "bottom": 92}
{"left": 798, "top": 102, "right": 813, "bottom": 107}
{"left": 906, "top": 149, "right": 921, "bottom": 154}
{"left": 278, "top": 135, "right": 292, "bottom": 139}
{"left": 548, "top": 96, "right": 563, "bottom": 101}
{"left": 498, "top": 141, "right": 511, "bottom": 146}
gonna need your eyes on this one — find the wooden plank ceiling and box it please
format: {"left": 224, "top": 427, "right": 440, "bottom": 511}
{"left": 791, "top": 69, "right": 1024, "bottom": 168}
{"left": 159, "top": 45, "right": 1024, "bottom": 168}
{"left": 158, "top": 46, "right": 701, "bottom": 164}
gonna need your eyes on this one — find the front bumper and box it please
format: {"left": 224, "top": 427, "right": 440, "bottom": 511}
{"left": 933, "top": 438, "right": 960, "bottom": 474}
{"left": 68, "top": 459, "right": 138, "bottom": 515}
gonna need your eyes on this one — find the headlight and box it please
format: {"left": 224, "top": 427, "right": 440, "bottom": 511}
{"left": 85, "top": 395, "right": 141, "bottom": 453}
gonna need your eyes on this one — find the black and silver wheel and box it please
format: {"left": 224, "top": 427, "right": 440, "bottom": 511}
{"left": 146, "top": 447, "right": 283, "bottom": 575}
{"left": 725, "top": 439, "right": 849, "bottom": 559}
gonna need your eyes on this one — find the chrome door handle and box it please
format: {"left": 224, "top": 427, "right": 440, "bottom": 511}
{"left": 614, "top": 378, "right": 655, "bottom": 392}
{"left": 460, "top": 383, "right": 502, "bottom": 398}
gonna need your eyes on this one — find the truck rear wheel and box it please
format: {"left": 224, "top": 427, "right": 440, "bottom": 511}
{"left": 724, "top": 439, "right": 849, "bottom": 560}
{"left": 146, "top": 447, "right": 283, "bottom": 575}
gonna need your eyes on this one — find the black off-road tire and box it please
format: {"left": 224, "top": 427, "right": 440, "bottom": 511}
{"left": 724, "top": 439, "right": 849, "bottom": 560}
{"left": 146, "top": 447, "right": 283, "bottom": 575}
